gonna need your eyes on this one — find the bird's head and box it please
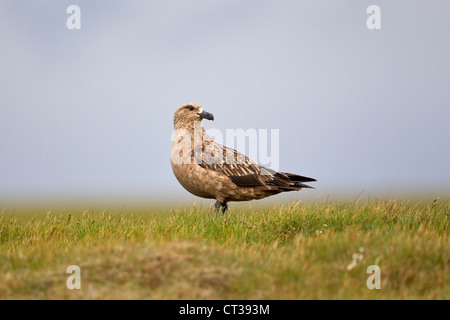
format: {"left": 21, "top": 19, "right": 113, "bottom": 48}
{"left": 173, "top": 103, "right": 214, "bottom": 129}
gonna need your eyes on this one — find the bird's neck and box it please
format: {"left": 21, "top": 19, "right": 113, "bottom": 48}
{"left": 174, "top": 120, "right": 204, "bottom": 134}
{"left": 173, "top": 121, "right": 214, "bottom": 147}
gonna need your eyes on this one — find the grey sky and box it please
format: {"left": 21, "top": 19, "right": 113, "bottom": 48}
{"left": 1, "top": 1, "right": 449, "bottom": 204}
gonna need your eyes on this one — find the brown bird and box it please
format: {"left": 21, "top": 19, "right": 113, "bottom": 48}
{"left": 171, "top": 103, "right": 316, "bottom": 213}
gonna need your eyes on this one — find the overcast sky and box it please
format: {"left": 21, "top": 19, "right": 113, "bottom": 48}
{"left": 1, "top": 1, "right": 449, "bottom": 205}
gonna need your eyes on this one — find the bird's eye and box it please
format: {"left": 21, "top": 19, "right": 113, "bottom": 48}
{"left": 188, "top": 106, "right": 194, "bottom": 111}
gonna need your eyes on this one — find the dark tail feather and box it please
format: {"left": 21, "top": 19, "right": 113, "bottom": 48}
{"left": 284, "top": 173, "right": 317, "bottom": 183}
{"left": 293, "top": 182, "right": 315, "bottom": 189}
{"left": 276, "top": 182, "right": 315, "bottom": 191}
{"left": 269, "top": 172, "right": 316, "bottom": 191}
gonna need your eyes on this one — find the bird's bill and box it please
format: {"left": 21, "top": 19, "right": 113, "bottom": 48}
{"left": 197, "top": 110, "right": 214, "bottom": 121}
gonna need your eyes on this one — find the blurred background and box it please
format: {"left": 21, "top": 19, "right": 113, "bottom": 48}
{"left": 1, "top": 1, "right": 449, "bottom": 208}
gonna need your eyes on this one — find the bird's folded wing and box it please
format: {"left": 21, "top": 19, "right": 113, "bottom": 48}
{"left": 198, "top": 142, "right": 314, "bottom": 189}
{"left": 198, "top": 142, "right": 265, "bottom": 185}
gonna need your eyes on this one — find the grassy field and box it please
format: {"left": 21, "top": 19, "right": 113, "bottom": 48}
{"left": 0, "top": 199, "right": 448, "bottom": 299}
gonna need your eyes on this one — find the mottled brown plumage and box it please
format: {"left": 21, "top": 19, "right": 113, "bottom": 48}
{"left": 171, "top": 103, "right": 316, "bottom": 213}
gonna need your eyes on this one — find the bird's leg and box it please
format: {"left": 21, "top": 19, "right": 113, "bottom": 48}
{"left": 221, "top": 202, "right": 228, "bottom": 215}
{"left": 214, "top": 200, "right": 228, "bottom": 215}
{"left": 214, "top": 200, "right": 221, "bottom": 214}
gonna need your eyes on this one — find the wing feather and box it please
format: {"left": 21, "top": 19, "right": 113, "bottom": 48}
{"left": 198, "top": 137, "right": 315, "bottom": 190}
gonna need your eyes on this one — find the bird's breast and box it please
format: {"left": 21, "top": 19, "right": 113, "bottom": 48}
{"left": 171, "top": 161, "right": 217, "bottom": 199}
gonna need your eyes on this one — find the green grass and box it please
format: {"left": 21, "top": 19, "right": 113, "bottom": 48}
{"left": 0, "top": 199, "right": 448, "bottom": 299}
